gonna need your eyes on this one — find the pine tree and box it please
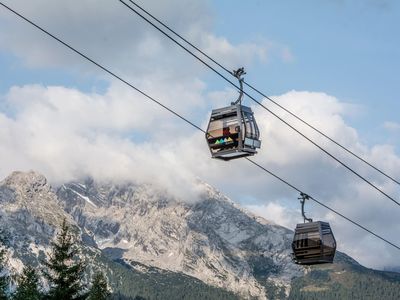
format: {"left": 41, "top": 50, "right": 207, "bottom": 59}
{"left": 87, "top": 272, "right": 110, "bottom": 300}
{"left": 13, "top": 265, "right": 42, "bottom": 300}
{"left": 43, "top": 219, "right": 86, "bottom": 300}
{"left": 0, "top": 232, "right": 9, "bottom": 300}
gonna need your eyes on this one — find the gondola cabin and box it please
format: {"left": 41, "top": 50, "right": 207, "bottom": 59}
{"left": 292, "top": 221, "right": 336, "bottom": 265}
{"left": 206, "top": 104, "right": 261, "bottom": 161}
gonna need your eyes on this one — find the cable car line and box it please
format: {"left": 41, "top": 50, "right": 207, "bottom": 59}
{"left": 124, "top": 0, "right": 234, "bottom": 76}
{"left": 243, "top": 81, "right": 400, "bottom": 186}
{"left": 119, "top": 0, "right": 400, "bottom": 208}
{"left": 2, "top": 1, "right": 400, "bottom": 253}
{"left": 245, "top": 158, "right": 400, "bottom": 251}
{"left": 0, "top": 3, "right": 204, "bottom": 135}
{"left": 119, "top": 0, "right": 400, "bottom": 188}
{"left": 122, "top": 0, "right": 400, "bottom": 187}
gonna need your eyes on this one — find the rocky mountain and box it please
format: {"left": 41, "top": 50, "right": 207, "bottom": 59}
{"left": 1, "top": 170, "right": 400, "bottom": 299}
{"left": 56, "top": 177, "right": 302, "bottom": 299}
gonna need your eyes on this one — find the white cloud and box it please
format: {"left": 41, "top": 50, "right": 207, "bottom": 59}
{"left": 0, "top": 82, "right": 210, "bottom": 200}
{"left": 1, "top": 83, "right": 400, "bottom": 270}
{"left": 1, "top": 0, "right": 399, "bottom": 271}
{"left": 244, "top": 202, "right": 299, "bottom": 229}
{"left": 199, "top": 90, "right": 400, "bottom": 269}
{"left": 200, "top": 33, "right": 268, "bottom": 68}
{"left": 383, "top": 121, "right": 400, "bottom": 132}
{"left": 0, "top": 0, "right": 271, "bottom": 80}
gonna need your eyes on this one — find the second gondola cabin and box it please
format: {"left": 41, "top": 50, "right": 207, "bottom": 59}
{"left": 292, "top": 221, "right": 336, "bottom": 265}
{"left": 206, "top": 103, "right": 261, "bottom": 161}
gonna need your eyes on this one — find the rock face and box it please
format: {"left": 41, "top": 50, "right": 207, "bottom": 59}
{"left": 0, "top": 171, "right": 304, "bottom": 298}
{"left": 0, "top": 171, "right": 74, "bottom": 273}
{"left": 56, "top": 178, "right": 303, "bottom": 299}
{"left": 3, "top": 171, "right": 400, "bottom": 299}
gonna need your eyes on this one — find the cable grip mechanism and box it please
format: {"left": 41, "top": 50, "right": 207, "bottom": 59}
{"left": 231, "top": 67, "right": 246, "bottom": 105}
{"left": 298, "top": 192, "right": 313, "bottom": 223}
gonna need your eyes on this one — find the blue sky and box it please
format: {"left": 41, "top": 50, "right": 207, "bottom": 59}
{"left": 211, "top": 0, "right": 400, "bottom": 148}
{"left": 0, "top": 51, "right": 108, "bottom": 95}
{"left": 0, "top": 0, "right": 399, "bottom": 269}
{"left": 1, "top": 0, "right": 399, "bottom": 147}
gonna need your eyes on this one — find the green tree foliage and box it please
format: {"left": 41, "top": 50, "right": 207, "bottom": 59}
{"left": 0, "top": 250, "right": 8, "bottom": 300}
{"left": 87, "top": 272, "right": 110, "bottom": 300}
{"left": 0, "top": 230, "right": 9, "bottom": 300}
{"left": 289, "top": 266, "right": 400, "bottom": 300}
{"left": 43, "top": 219, "right": 86, "bottom": 300}
{"left": 100, "top": 256, "right": 239, "bottom": 300}
{"left": 13, "top": 266, "right": 42, "bottom": 300}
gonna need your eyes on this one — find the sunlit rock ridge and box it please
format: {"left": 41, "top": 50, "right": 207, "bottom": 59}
{"left": 56, "top": 173, "right": 303, "bottom": 298}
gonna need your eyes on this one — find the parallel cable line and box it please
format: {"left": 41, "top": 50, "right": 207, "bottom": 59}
{"left": 119, "top": 0, "right": 400, "bottom": 208}
{"left": 243, "top": 83, "right": 400, "bottom": 186}
{"left": 123, "top": 0, "right": 400, "bottom": 187}
{"left": 0, "top": 3, "right": 203, "bottom": 134}
{"left": 1, "top": 1, "right": 399, "bottom": 252}
{"left": 245, "top": 158, "right": 400, "bottom": 251}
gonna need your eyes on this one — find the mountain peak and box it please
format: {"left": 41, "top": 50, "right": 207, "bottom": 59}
{"left": 3, "top": 170, "right": 49, "bottom": 194}
{"left": 0, "top": 171, "right": 70, "bottom": 230}
{"left": 2, "top": 170, "right": 400, "bottom": 299}
{"left": 56, "top": 177, "right": 303, "bottom": 298}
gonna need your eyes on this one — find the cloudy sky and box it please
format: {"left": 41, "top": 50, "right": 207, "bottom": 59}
{"left": 0, "top": 0, "right": 399, "bottom": 270}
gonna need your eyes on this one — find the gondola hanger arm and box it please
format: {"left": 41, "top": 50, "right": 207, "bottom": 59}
{"left": 299, "top": 192, "right": 313, "bottom": 223}
{"left": 231, "top": 67, "right": 246, "bottom": 105}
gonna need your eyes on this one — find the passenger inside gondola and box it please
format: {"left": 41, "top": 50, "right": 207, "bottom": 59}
{"left": 207, "top": 116, "right": 239, "bottom": 152}
{"left": 223, "top": 127, "right": 231, "bottom": 136}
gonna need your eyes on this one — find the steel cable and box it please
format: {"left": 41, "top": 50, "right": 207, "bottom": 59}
{"left": 119, "top": 0, "right": 400, "bottom": 208}
{"left": 1, "top": 1, "right": 399, "bottom": 252}
{"left": 122, "top": 0, "right": 400, "bottom": 186}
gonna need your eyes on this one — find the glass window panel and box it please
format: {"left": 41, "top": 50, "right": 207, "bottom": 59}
{"left": 294, "top": 231, "right": 321, "bottom": 248}
{"left": 208, "top": 115, "right": 238, "bottom": 139}
{"left": 243, "top": 112, "right": 259, "bottom": 139}
{"left": 322, "top": 234, "right": 336, "bottom": 248}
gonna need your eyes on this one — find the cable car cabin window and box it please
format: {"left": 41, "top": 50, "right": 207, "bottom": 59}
{"left": 207, "top": 113, "right": 239, "bottom": 153}
{"left": 294, "top": 231, "right": 321, "bottom": 249}
{"left": 321, "top": 223, "right": 336, "bottom": 246}
{"left": 243, "top": 112, "right": 258, "bottom": 139}
{"left": 242, "top": 111, "right": 261, "bottom": 149}
{"left": 322, "top": 234, "right": 336, "bottom": 252}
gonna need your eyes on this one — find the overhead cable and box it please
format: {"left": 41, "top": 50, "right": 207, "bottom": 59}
{"left": 122, "top": 0, "right": 400, "bottom": 187}
{"left": 1, "top": 1, "right": 399, "bottom": 252}
{"left": 119, "top": 0, "right": 400, "bottom": 208}
{"left": 245, "top": 158, "right": 400, "bottom": 251}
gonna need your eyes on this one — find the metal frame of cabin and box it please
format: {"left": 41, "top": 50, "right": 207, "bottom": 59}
{"left": 205, "top": 104, "right": 261, "bottom": 161}
{"left": 292, "top": 221, "right": 336, "bottom": 265}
